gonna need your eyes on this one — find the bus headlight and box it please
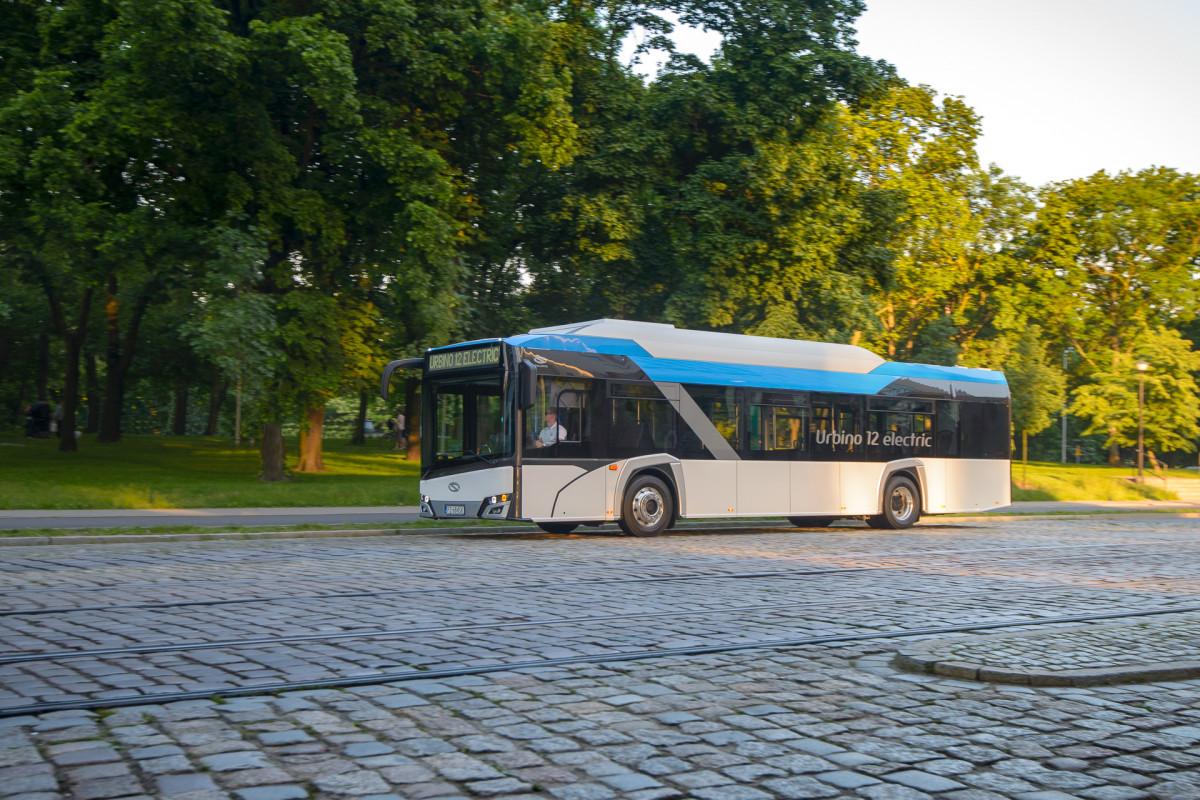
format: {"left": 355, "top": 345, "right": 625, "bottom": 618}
{"left": 481, "top": 495, "right": 510, "bottom": 519}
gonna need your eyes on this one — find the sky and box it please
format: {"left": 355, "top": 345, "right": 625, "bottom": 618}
{"left": 624, "top": 0, "right": 1200, "bottom": 188}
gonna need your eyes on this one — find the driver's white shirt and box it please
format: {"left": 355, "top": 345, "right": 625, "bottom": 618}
{"left": 538, "top": 424, "right": 567, "bottom": 446}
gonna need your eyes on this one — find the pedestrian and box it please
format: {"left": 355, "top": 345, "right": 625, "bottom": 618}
{"left": 29, "top": 399, "right": 52, "bottom": 438}
{"left": 394, "top": 408, "right": 406, "bottom": 451}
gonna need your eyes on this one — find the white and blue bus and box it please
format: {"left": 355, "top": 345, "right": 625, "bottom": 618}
{"left": 381, "top": 319, "right": 1011, "bottom": 536}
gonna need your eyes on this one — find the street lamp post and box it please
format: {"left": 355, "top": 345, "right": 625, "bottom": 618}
{"left": 1135, "top": 360, "right": 1150, "bottom": 483}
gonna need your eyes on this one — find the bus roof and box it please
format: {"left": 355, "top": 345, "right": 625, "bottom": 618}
{"left": 523, "top": 319, "right": 886, "bottom": 374}
{"left": 430, "top": 319, "right": 1007, "bottom": 397}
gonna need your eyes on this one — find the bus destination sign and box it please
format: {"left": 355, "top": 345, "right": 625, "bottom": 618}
{"left": 428, "top": 345, "right": 502, "bottom": 373}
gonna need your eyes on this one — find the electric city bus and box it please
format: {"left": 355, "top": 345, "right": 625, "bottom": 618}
{"left": 380, "top": 319, "right": 1011, "bottom": 536}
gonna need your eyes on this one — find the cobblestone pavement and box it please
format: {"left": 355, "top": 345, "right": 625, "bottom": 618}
{"left": 2, "top": 517, "right": 1200, "bottom": 798}
{"left": 895, "top": 613, "right": 1200, "bottom": 686}
{"left": 4, "top": 519, "right": 1200, "bottom": 712}
{"left": 3, "top": 647, "right": 1200, "bottom": 800}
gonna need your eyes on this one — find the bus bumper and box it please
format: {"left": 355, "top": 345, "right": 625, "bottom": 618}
{"left": 420, "top": 466, "right": 514, "bottom": 520}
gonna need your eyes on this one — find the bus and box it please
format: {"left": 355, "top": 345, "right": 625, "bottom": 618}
{"left": 381, "top": 319, "right": 1011, "bottom": 536}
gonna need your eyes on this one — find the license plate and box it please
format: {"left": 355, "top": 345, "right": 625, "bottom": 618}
{"left": 443, "top": 504, "right": 466, "bottom": 517}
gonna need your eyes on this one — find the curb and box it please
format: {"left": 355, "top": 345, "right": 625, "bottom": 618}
{"left": 1, "top": 511, "right": 1198, "bottom": 546}
{"left": 0, "top": 526, "right": 528, "bottom": 546}
{"left": 892, "top": 620, "right": 1200, "bottom": 687}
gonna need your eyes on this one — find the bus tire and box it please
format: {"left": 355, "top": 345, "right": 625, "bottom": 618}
{"left": 618, "top": 474, "right": 673, "bottom": 537}
{"left": 788, "top": 516, "right": 836, "bottom": 528}
{"left": 869, "top": 474, "right": 920, "bottom": 530}
{"left": 537, "top": 522, "right": 578, "bottom": 534}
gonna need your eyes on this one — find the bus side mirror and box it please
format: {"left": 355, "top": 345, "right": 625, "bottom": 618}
{"left": 380, "top": 358, "right": 422, "bottom": 401}
{"left": 519, "top": 361, "right": 537, "bottom": 410}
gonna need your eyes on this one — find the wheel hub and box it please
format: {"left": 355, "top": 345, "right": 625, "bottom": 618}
{"left": 889, "top": 485, "right": 915, "bottom": 522}
{"left": 631, "top": 487, "right": 664, "bottom": 528}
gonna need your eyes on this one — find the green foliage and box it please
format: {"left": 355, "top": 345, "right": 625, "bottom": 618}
{"left": 2, "top": 0, "right": 1199, "bottom": 477}
{"left": 1028, "top": 167, "right": 1200, "bottom": 357}
{"left": 841, "top": 83, "right": 1036, "bottom": 360}
{"left": 1071, "top": 327, "right": 1200, "bottom": 454}
{"left": 1006, "top": 326, "right": 1066, "bottom": 437}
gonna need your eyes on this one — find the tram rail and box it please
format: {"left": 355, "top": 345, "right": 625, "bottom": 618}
{"left": 3, "top": 576, "right": 1197, "bottom": 664}
{"left": 2, "top": 531, "right": 1195, "bottom": 605}
{"left": 3, "top": 604, "right": 1198, "bottom": 719}
{"left": 3, "top": 519, "right": 1198, "bottom": 720}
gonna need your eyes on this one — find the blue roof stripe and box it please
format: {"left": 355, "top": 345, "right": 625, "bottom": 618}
{"left": 632, "top": 357, "right": 897, "bottom": 395}
{"left": 502, "top": 334, "right": 1007, "bottom": 391}
{"left": 506, "top": 334, "right": 651, "bottom": 357}
{"left": 871, "top": 362, "right": 1007, "bottom": 384}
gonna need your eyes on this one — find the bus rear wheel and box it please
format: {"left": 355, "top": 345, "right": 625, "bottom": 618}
{"left": 788, "top": 516, "right": 836, "bottom": 528}
{"left": 868, "top": 475, "right": 920, "bottom": 530}
{"left": 618, "top": 475, "right": 673, "bottom": 537}
{"left": 537, "top": 522, "right": 578, "bottom": 534}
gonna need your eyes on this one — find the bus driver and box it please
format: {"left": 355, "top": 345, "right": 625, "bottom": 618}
{"left": 534, "top": 410, "right": 567, "bottom": 449}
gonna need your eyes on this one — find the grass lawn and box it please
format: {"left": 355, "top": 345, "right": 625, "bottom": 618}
{"left": 0, "top": 433, "right": 419, "bottom": 509}
{"left": 1, "top": 433, "right": 1195, "bottom": 510}
{"left": 1011, "top": 460, "right": 1190, "bottom": 502}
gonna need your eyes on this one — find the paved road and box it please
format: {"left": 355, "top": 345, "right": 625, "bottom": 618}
{"left": 1, "top": 499, "right": 1198, "bottom": 530}
{"left": 2, "top": 516, "right": 1200, "bottom": 798}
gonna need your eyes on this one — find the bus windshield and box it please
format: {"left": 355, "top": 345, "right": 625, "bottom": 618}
{"left": 429, "top": 375, "right": 511, "bottom": 466}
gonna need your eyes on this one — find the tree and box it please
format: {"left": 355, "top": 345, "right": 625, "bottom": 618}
{"left": 1030, "top": 168, "right": 1200, "bottom": 362}
{"left": 189, "top": 289, "right": 278, "bottom": 449}
{"left": 1071, "top": 327, "right": 1200, "bottom": 459}
{"left": 839, "top": 83, "right": 1038, "bottom": 361}
{"left": 1025, "top": 168, "right": 1200, "bottom": 462}
{"left": 1004, "top": 326, "right": 1066, "bottom": 480}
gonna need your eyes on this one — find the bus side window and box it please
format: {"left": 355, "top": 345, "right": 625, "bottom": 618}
{"left": 936, "top": 402, "right": 960, "bottom": 457}
{"left": 608, "top": 384, "right": 675, "bottom": 456}
{"left": 750, "top": 391, "right": 807, "bottom": 458}
{"left": 530, "top": 378, "right": 591, "bottom": 457}
{"left": 960, "top": 402, "right": 1010, "bottom": 459}
{"left": 835, "top": 401, "right": 862, "bottom": 457}
{"left": 810, "top": 396, "right": 863, "bottom": 460}
{"left": 682, "top": 386, "right": 741, "bottom": 453}
{"left": 554, "top": 389, "right": 585, "bottom": 445}
{"left": 867, "top": 410, "right": 934, "bottom": 459}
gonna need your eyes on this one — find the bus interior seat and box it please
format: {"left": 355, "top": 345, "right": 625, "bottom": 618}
{"left": 614, "top": 421, "right": 650, "bottom": 450}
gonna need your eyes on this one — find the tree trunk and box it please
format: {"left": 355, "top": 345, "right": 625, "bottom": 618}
{"left": 98, "top": 276, "right": 123, "bottom": 442}
{"left": 234, "top": 378, "right": 243, "bottom": 446}
{"left": 1021, "top": 429, "right": 1028, "bottom": 487}
{"left": 405, "top": 377, "right": 420, "bottom": 461}
{"left": 36, "top": 333, "right": 49, "bottom": 402}
{"left": 171, "top": 381, "right": 188, "bottom": 436}
{"left": 1108, "top": 430, "right": 1121, "bottom": 466}
{"left": 59, "top": 328, "right": 86, "bottom": 452}
{"left": 205, "top": 373, "right": 226, "bottom": 436}
{"left": 351, "top": 390, "right": 368, "bottom": 445}
{"left": 259, "top": 422, "right": 289, "bottom": 481}
{"left": 36, "top": 274, "right": 92, "bottom": 453}
{"left": 296, "top": 405, "right": 327, "bottom": 472}
{"left": 84, "top": 353, "right": 100, "bottom": 433}
{"left": 97, "top": 274, "right": 155, "bottom": 443}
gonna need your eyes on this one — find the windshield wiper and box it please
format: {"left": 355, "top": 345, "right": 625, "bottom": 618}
{"left": 461, "top": 450, "right": 496, "bottom": 465}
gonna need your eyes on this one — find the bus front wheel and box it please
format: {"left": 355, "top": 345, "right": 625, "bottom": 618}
{"left": 868, "top": 475, "right": 920, "bottom": 530}
{"left": 618, "top": 475, "right": 673, "bottom": 537}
